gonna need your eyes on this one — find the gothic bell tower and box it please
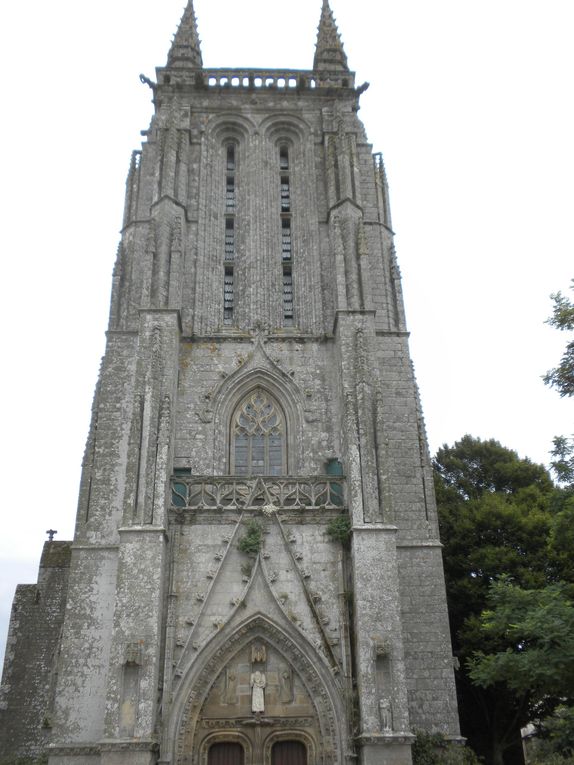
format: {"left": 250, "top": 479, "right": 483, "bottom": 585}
{"left": 0, "top": 3, "right": 460, "bottom": 764}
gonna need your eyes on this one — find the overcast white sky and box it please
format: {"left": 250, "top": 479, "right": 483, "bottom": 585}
{"left": 0, "top": 0, "right": 573, "bottom": 667}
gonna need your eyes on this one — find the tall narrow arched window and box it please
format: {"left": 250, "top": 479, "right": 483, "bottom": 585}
{"left": 279, "top": 143, "right": 294, "bottom": 326}
{"left": 223, "top": 142, "right": 237, "bottom": 325}
{"left": 231, "top": 389, "right": 286, "bottom": 476}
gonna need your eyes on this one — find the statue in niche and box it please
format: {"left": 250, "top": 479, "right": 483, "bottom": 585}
{"left": 250, "top": 670, "right": 266, "bottom": 713}
{"left": 251, "top": 643, "right": 266, "bottom": 664}
{"left": 379, "top": 698, "right": 393, "bottom": 732}
{"left": 223, "top": 668, "right": 238, "bottom": 704}
{"left": 279, "top": 667, "right": 293, "bottom": 703}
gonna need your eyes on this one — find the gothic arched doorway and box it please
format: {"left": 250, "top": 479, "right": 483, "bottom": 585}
{"left": 173, "top": 622, "right": 344, "bottom": 765}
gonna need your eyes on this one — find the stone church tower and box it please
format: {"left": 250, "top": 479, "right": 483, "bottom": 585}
{"left": 0, "top": 2, "right": 460, "bottom": 764}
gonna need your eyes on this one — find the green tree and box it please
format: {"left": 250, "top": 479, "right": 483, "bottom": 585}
{"left": 434, "top": 436, "right": 556, "bottom": 765}
{"left": 468, "top": 579, "right": 574, "bottom": 702}
{"left": 543, "top": 280, "right": 574, "bottom": 398}
{"left": 531, "top": 705, "right": 574, "bottom": 762}
{"left": 549, "top": 436, "right": 574, "bottom": 487}
{"left": 544, "top": 281, "right": 574, "bottom": 496}
{"left": 468, "top": 580, "right": 574, "bottom": 765}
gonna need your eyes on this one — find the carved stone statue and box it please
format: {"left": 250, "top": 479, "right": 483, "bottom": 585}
{"left": 279, "top": 667, "right": 293, "bottom": 703}
{"left": 224, "top": 668, "right": 238, "bottom": 704}
{"left": 250, "top": 671, "right": 266, "bottom": 713}
{"left": 379, "top": 698, "right": 393, "bottom": 732}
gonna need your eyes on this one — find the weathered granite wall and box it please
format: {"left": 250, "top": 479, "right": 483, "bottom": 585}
{"left": 0, "top": 542, "right": 71, "bottom": 762}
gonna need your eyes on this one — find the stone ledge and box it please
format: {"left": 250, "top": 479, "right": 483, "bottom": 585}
{"left": 356, "top": 732, "right": 415, "bottom": 746}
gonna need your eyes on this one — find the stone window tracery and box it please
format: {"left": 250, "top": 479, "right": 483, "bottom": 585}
{"left": 231, "top": 389, "right": 286, "bottom": 476}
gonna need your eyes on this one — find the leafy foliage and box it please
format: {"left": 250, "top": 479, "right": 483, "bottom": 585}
{"left": 543, "top": 281, "right": 574, "bottom": 398}
{"left": 412, "top": 731, "right": 481, "bottom": 765}
{"left": 326, "top": 515, "right": 352, "bottom": 546}
{"left": 434, "top": 435, "right": 552, "bottom": 501}
{"left": 434, "top": 436, "right": 557, "bottom": 765}
{"left": 237, "top": 519, "right": 263, "bottom": 556}
{"left": 531, "top": 706, "right": 574, "bottom": 762}
{"left": 548, "top": 489, "right": 574, "bottom": 584}
{"left": 468, "top": 579, "right": 574, "bottom": 702}
{"left": 550, "top": 436, "right": 574, "bottom": 487}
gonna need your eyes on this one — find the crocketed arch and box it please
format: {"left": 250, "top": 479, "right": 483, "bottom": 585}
{"left": 171, "top": 614, "right": 344, "bottom": 765}
{"left": 230, "top": 388, "right": 287, "bottom": 476}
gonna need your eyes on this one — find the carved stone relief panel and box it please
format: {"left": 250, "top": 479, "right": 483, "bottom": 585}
{"left": 174, "top": 617, "right": 343, "bottom": 765}
{"left": 189, "top": 643, "right": 319, "bottom": 765}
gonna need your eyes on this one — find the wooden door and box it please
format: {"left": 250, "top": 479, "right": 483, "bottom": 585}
{"left": 271, "top": 741, "right": 307, "bottom": 765}
{"left": 208, "top": 742, "right": 245, "bottom": 765}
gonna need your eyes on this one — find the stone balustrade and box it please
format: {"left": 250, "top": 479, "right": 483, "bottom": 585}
{"left": 171, "top": 475, "right": 346, "bottom": 511}
{"left": 158, "top": 68, "right": 355, "bottom": 91}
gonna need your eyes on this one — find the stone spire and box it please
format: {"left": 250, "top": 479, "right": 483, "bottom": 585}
{"left": 167, "top": 0, "right": 203, "bottom": 68}
{"left": 313, "top": 0, "right": 349, "bottom": 72}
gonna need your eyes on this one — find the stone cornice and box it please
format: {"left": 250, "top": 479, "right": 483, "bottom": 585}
{"left": 355, "top": 732, "right": 415, "bottom": 746}
{"left": 396, "top": 540, "right": 444, "bottom": 549}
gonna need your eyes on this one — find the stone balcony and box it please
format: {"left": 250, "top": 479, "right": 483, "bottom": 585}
{"left": 170, "top": 475, "right": 346, "bottom": 511}
{"left": 157, "top": 67, "right": 356, "bottom": 92}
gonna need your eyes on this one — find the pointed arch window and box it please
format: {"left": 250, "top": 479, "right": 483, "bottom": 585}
{"left": 231, "top": 389, "right": 286, "bottom": 476}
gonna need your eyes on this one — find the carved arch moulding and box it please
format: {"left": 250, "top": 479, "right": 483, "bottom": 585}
{"left": 197, "top": 732, "right": 253, "bottom": 765}
{"left": 205, "top": 113, "right": 256, "bottom": 144}
{"left": 261, "top": 113, "right": 312, "bottom": 147}
{"left": 170, "top": 615, "right": 345, "bottom": 765}
{"left": 207, "top": 342, "right": 307, "bottom": 475}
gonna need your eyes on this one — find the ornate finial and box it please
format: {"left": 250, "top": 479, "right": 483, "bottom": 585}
{"left": 313, "top": 0, "right": 349, "bottom": 72}
{"left": 167, "top": 1, "right": 203, "bottom": 68}
{"left": 46, "top": 529, "right": 58, "bottom": 541}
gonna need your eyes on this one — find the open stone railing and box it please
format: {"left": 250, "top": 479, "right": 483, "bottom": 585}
{"left": 161, "top": 68, "right": 354, "bottom": 91}
{"left": 159, "top": 67, "right": 356, "bottom": 93}
{"left": 171, "top": 475, "right": 345, "bottom": 511}
{"left": 204, "top": 69, "right": 319, "bottom": 90}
